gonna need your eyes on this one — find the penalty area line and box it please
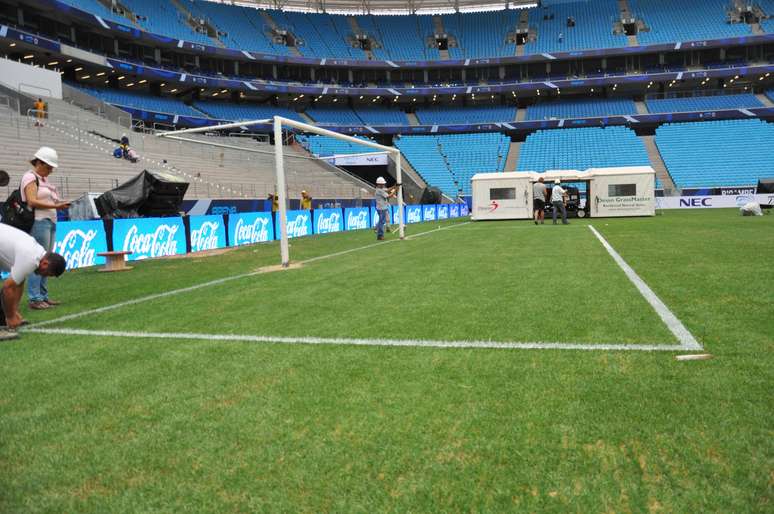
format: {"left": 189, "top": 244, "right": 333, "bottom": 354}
{"left": 25, "top": 327, "right": 688, "bottom": 352}
{"left": 29, "top": 220, "right": 471, "bottom": 329}
{"left": 588, "top": 225, "right": 702, "bottom": 351}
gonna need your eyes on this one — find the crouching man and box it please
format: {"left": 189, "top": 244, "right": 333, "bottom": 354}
{"left": 0, "top": 223, "right": 66, "bottom": 339}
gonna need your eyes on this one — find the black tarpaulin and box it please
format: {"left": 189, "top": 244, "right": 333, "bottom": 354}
{"left": 95, "top": 169, "right": 189, "bottom": 219}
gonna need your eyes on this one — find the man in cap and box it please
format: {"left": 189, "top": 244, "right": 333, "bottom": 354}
{"left": 550, "top": 179, "right": 569, "bottom": 225}
{"left": 300, "top": 190, "right": 312, "bottom": 210}
{"left": 533, "top": 176, "right": 548, "bottom": 225}
{"left": 0, "top": 223, "right": 67, "bottom": 339}
{"left": 374, "top": 176, "right": 397, "bottom": 241}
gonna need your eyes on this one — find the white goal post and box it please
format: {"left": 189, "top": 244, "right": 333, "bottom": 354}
{"left": 156, "top": 116, "right": 405, "bottom": 268}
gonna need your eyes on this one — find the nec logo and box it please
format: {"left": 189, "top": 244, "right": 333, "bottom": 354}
{"left": 679, "top": 198, "right": 712, "bottom": 207}
{"left": 211, "top": 206, "right": 237, "bottom": 215}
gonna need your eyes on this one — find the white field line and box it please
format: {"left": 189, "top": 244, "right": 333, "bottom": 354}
{"left": 588, "top": 225, "right": 702, "bottom": 351}
{"left": 30, "top": 221, "right": 470, "bottom": 328}
{"left": 25, "top": 327, "right": 687, "bottom": 352}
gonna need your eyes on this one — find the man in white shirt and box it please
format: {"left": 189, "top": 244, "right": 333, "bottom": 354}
{"left": 0, "top": 223, "right": 67, "bottom": 338}
{"left": 550, "top": 179, "right": 569, "bottom": 225}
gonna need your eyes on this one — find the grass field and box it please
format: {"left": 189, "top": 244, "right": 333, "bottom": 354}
{"left": 1, "top": 209, "right": 772, "bottom": 512}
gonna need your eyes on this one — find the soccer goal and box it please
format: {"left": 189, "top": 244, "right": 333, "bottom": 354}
{"left": 156, "top": 116, "right": 406, "bottom": 268}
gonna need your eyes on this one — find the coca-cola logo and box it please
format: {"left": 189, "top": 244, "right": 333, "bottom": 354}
{"left": 234, "top": 216, "right": 270, "bottom": 244}
{"left": 286, "top": 214, "right": 310, "bottom": 238}
{"left": 190, "top": 221, "right": 221, "bottom": 251}
{"left": 438, "top": 207, "right": 449, "bottom": 219}
{"left": 406, "top": 208, "right": 421, "bottom": 223}
{"left": 423, "top": 206, "right": 436, "bottom": 220}
{"left": 54, "top": 229, "right": 98, "bottom": 269}
{"left": 123, "top": 224, "right": 180, "bottom": 259}
{"left": 316, "top": 212, "right": 342, "bottom": 233}
{"left": 450, "top": 205, "right": 460, "bottom": 217}
{"left": 347, "top": 210, "right": 369, "bottom": 230}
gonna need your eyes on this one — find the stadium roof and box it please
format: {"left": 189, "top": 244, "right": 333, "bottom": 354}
{"left": 206, "top": 0, "right": 539, "bottom": 15}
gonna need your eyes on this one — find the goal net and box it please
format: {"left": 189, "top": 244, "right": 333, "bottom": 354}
{"left": 156, "top": 116, "right": 406, "bottom": 267}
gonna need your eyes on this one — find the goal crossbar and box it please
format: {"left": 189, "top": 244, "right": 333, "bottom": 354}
{"left": 156, "top": 116, "right": 406, "bottom": 268}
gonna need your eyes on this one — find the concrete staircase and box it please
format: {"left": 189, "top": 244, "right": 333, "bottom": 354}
{"left": 515, "top": 106, "right": 527, "bottom": 122}
{"left": 406, "top": 112, "right": 420, "bottom": 126}
{"left": 169, "top": 0, "right": 225, "bottom": 48}
{"left": 618, "top": 0, "right": 639, "bottom": 46}
{"left": 756, "top": 93, "right": 774, "bottom": 107}
{"left": 431, "top": 16, "right": 450, "bottom": 59}
{"left": 641, "top": 135, "right": 676, "bottom": 193}
{"left": 634, "top": 100, "right": 649, "bottom": 114}
{"left": 504, "top": 141, "right": 522, "bottom": 172}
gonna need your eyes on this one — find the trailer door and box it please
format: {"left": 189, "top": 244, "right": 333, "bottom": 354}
{"left": 481, "top": 181, "right": 531, "bottom": 220}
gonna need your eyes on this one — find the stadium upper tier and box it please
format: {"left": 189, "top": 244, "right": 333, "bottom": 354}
{"left": 645, "top": 94, "right": 764, "bottom": 114}
{"left": 527, "top": 98, "right": 637, "bottom": 120}
{"left": 55, "top": 0, "right": 767, "bottom": 62}
{"left": 654, "top": 119, "right": 774, "bottom": 189}
{"left": 517, "top": 126, "right": 650, "bottom": 172}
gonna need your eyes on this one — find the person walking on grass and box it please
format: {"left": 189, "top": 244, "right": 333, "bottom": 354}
{"left": 374, "top": 176, "right": 396, "bottom": 241}
{"left": 0, "top": 223, "right": 66, "bottom": 340}
{"left": 533, "top": 176, "right": 548, "bottom": 225}
{"left": 551, "top": 179, "right": 569, "bottom": 225}
{"left": 20, "top": 147, "right": 70, "bottom": 310}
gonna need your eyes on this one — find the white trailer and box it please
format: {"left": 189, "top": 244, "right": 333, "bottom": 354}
{"left": 471, "top": 166, "right": 656, "bottom": 221}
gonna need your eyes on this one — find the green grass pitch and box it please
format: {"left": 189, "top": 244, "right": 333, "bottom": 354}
{"left": 1, "top": 209, "right": 772, "bottom": 512}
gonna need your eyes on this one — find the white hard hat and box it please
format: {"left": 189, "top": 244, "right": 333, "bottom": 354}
{"left": 33, "top": 146, "right": 59, "bottom": 168}
{"left": 554, "top": 179, "right": 561, "bottom": 184}
{"left": 376, "top": 176, "right": 387, "bottom": 185}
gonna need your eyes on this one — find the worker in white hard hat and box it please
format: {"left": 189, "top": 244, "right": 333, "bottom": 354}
{"left": 550, "top": 178, "right": 569, "bottom": 225}
{"left": 374, "top": 176, "right": 397, "bottom": 241}
{"left": 20, "top": 147, "right": 70, "bottom": 310}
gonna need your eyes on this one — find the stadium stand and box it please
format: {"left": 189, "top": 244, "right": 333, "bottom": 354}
{"left": 192, "top": 101, "right": 304, "bottom": 123}
{"left": 440, "top": 13, "right": 465, "bottom": 59}
{"left": 415, "top": 104, "right": 517, "bottom": 125}
{"left": 517, "top": 126, "right": 650, "bottom": 171}
{"left": 74, "top": 86, "right": 206, "bottom": 117}
{"left": 306, "top": 106, "right": 363, "bottom": 125}
{"left": 767, "top": 89, "right": 774, "bottom": 104}
{"left": 296, "top": 134, "right": 380, "bottom": 157}
{"left": 628, "top": 0, "right": 751, "bottom": 44}
{"left": 527, "top": 97, "right": 638, "bottom": 120}
{"left": 189, "top": 1, "right": 289, "bottom": 54}
{"left": 646, "top": 93, "right": 764, "bottom": 113}
{"left": 396, "top": 132, "right": 510, "bottom": 196}
{"left": 273, "top": 11, "right": 343, "bottom": 58}
{"left": 59, "top": 0, "right": 128, "bottom": 25}
{"left": 654, "top": 119, "right": 774, "bottom": 188}
{"left": 120, "top": 0, "right": 213, "bottom": 45}
{"left": 359, "top": 15, "right": 439, "bottom": 61}
{"left": 352, "top": 106, "right": 409, "bottom": 126}
{"left": 525, "top": 0, "right": 627, "bottom": 54}
{"left": 455, "top": 10, "right": 520, "bottom": 58}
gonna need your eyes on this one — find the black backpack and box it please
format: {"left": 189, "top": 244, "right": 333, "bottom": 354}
{"left": 1, "top": 176, "right": 38, "bottom": 233}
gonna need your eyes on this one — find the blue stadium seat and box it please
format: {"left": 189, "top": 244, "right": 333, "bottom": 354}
{"left": 306, "top": 106, "right": 362, "bottom": 125}
{"left": 646, "top": 93, "right": 763, "bottom": 113}
{"left": 121, "top": 0, "right": 213, "bottom": 44}
{"left": 517, "top": 126, "right": 650, "bottom": 171}
{"left": 527, "top": 97, "right": 638, "bottom": 120}
{"left": 188, "top": 1, "right": 289, "bottom": 54}
{"left": 193, "top": 101, "right": 304, "bottom": 123}
{"left": 59, "top": 0, "right": 128, "bottom": 25}
{"left": 525, "top": 0, "right": 627, "bottom": 54}
{"left": 628, "top": 0, "right": 751, "bottom": 44}
{"left": 396, "top": 132, "right": 510, "bottom": 196}
{"left": 353, "top": 106, "right": 409, "bottom": 125}
{"left": 75, "top": 85, "right": 206, "bottom": 117}
{"left": 415, "top": 105, "right": 516, "bottom": 125}
{"left": 655, "top": 119, "right": 774, "bottom": 188}
{"left": 297, "top": 135, "right": 380, "bottom": 157}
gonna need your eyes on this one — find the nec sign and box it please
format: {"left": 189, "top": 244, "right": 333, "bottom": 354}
{"left": 679, "top": 198, "right": 712, "bottom": 207}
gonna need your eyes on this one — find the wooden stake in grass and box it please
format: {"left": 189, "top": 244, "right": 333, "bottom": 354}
{"left": 675, "top": 354, "right": 714, "bottom": 361}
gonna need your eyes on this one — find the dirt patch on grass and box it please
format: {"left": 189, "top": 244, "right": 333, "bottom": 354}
{"left": 164, "top": 248, "right": 237, "bottom": 260}
{"left": 256, "top": 262, "right": 304, "bottom": 273}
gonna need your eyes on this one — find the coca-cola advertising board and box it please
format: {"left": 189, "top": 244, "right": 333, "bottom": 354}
{"left": 313, "top": 208, "right": 343, "bottom": 234}
{"left": 113, "top": 217, "right": 186, "bottom": 261}
{"left": 449, "top": 204, "right": 460, "bottom": 218}
{"left": 344, "top": 208, "right": 370, "bottom": 231}
{"left": 228, "top": 212, "right": 274, "bottom": 246}
{"left": 52, "top": 220, "right": 108, "bottom": 270}
{"left": 275, "top": 210, "right": 312, "bottom": 239}
{"left": 437, "top": 205, "right": 449, "bottom": 219}
{"left": 405, "top": 205, "right": 422, "bottom": 224}
{"left": 189, "top": 215, "right": 226, "bottom": 252}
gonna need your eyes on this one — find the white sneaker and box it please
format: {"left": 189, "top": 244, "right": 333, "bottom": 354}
{"left": 0, "top": 328, "right": 19, "bottom": 341}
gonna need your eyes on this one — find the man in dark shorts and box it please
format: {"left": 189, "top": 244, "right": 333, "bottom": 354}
{"left": 532, "top": 176, "right": 548, "bottom": 225}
